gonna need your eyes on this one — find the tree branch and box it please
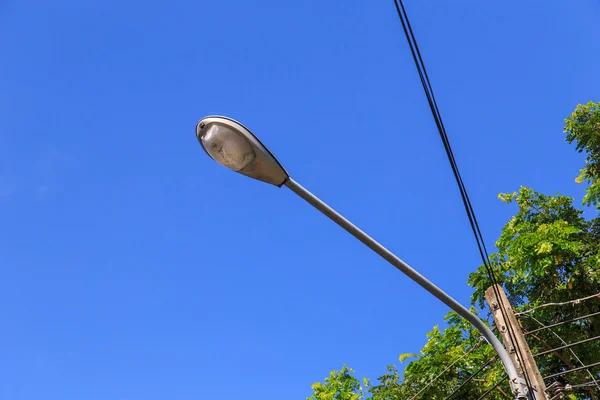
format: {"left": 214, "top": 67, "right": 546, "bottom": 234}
{"left": 495, "top": 384, "right": 512, "bottom": 399}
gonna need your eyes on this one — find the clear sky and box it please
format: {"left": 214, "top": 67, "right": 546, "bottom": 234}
{"left": 1, "top": 1, "right": 599, "bottom": 399}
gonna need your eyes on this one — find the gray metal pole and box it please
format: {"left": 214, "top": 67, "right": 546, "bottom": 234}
{"left": 284, "top": 177, "right": 528, "bottom": 399}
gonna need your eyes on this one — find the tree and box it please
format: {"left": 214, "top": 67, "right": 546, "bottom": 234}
{"left": 566, "top": 101, "right": 600, "bottom": 209}
{"left": 307, "top": 365, "right": 367, "bottom": 400}
{"left": 307, "top": 102, "right": 600, "bottom": 400}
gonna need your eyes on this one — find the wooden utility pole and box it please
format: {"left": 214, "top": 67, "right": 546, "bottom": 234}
{"left": 485, "top": 284, "right": 548, "bottom": 400}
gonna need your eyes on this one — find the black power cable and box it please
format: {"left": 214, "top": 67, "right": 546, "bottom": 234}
{"left": 444, "top": 355, "right": 498, "bottom": 400}
{"left": 533, "top": 334, "right": 600, "bottom": 358}
{"left": 543, "top": 361, "right": 600, "bottom": 380}
{"left": 390, "top": 1, "right": 536, "bottom": 397}
{"left": 524, "top": 310, "right": 600, "bottom": 336}
{"left": 477, "top": 376, "right": 509, "bottom": 400}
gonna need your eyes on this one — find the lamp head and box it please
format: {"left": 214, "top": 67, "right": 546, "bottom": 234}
{"left": 196, "top": 116, "right": 288, "bottom": 187}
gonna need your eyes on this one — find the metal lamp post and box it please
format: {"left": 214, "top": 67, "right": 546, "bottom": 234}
{"left": 195, "top": 115, "right": 528, "bottom": 399}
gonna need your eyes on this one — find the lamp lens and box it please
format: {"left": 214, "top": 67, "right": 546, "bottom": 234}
{"left": 200, "top": 124, "right": 255, "bottom": 171}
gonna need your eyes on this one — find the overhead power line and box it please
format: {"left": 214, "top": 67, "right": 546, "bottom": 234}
{"left": 390, "top": 0, "right": 535, "bottom": 395}
{"left": 443, "top": 355, "right": 499, "bottom": 400}
{"left": 533, "top": 334, "right": 600, "bottom": 358}
{"left": 524, "top": 310, "right": 600, "bottom": 336}
{"left": 390, "top": 0, "right": 490, "bottom": 266}
{"left": 476, "top": 376, "right": 509, "bottom": 400}
{"left": 409, "top": 337, "right": 484, "bottom": 400}
{"left": 522, "top": 314, "right": 600, "bottom": 392}
{"left": 567, "top": 380, "right": 600, "bottom": 389}
{"left": 543, "top": 360, "right": 600, "bottom": 380}
{"left": 516, "top": 292, "right": 600, "bottom": 316}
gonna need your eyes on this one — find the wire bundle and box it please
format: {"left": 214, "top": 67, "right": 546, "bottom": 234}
{"left": 391, "top": 0, "right": 536, "bottom": 397}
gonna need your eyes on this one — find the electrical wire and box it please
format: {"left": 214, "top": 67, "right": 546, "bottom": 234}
{"left": 567, "top": 380, "right": 600, "bottom": 389}
{"left": 408, "top": 337, "right": 484, "bottom": 400}
{"left": 443, "top": 355, "right": 499, "bottom": 400}
{"left": 524, "top": 310, "right": 600, "bottom": 336}
{"left": 476, "top": 376, "right": 509, "bottom": 400}
{"left": 390, "top": 0, "right": 535, "bottom": 395}
{"left": 533, "top": 334, "right": 600, "bottom": 357}
{"left": 522, "top": 314, "right": 600, "bottom": 392}
{"left": 543, "top": 360, "right": 600, "bottom": 380}
{"left": 516, "top": 292, "right": 600, "bottom": 316}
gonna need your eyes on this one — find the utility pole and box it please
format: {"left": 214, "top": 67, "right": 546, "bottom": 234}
{"left": 485, "top": 284, "right": 548, "bottom": 400}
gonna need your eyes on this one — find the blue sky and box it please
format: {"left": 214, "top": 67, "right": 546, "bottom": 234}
{"left": 1, "top": 1, "right": 599, "bottom": 399}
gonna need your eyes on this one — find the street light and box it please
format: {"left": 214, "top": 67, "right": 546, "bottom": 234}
{"left": 196, "top": 115, "right": 528, "bottom": 399}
